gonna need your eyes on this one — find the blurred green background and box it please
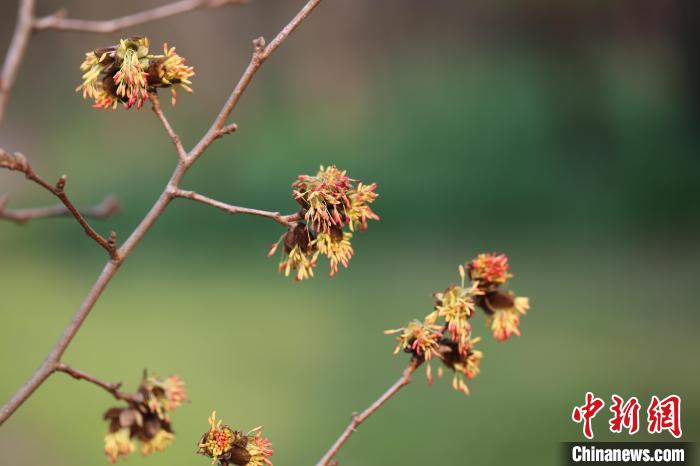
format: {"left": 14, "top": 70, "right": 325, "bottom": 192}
{"left": 1, "top": 1, "right": 699, "bottom": 465}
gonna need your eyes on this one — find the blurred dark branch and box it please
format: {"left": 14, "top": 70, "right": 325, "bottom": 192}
{"left": 0, "top": 148, "right": 119, "bottom": 258}
{"left": 0, "top": 0, "right": 325, "bottom": 427}
{"left": 0, "top": 0, "right": 36, "bottom": 126}
{"left": 315, "top": 360, "right": 422, "bottom": 466}
{"left": 55, "top": 364, "right": 141, "bottom": 404}
{"left": 33, "top": 0, "right": 247, "bottom": 33}
{"left": 174, "top": 189, "right": 302, "bottom": 227}
{"left": 0, "top": 194, "right": 119, "bottom": 224}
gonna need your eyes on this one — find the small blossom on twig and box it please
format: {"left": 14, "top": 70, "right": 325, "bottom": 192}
{"left": 468, "top": 252, "right": 512, "bottom": 288}
{"left": 77, "top": 37, "right": 194, "bottom": 110}
{"left": 271, "top": 223, "right": 317, "bottom": 281}
{"left": 102, "top": 372, "right": 188, "bottom": 463}
{"left": 384, "top": 319, "right": 443, "bottom": 360}
{"left": 312, "top": 227, "right": 354, "bottom": 277}
{"left": 437, "top": 337, "right": 483, "bottom": 395}
{"left": 270, "top": 165, "right": 378, "bottom": 280}
{"left": 197, "top": 411, "right": 274, "bottom": 466}
{"left": 481, "top": 291, "right": 530, "bottom": 342}
{"left": 387, "top": 253, "right": 530, "bottom": 395}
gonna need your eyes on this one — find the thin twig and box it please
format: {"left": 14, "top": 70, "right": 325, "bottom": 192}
{"left": 34, "top": 0, "right": 247, "bottom": 33}
{"left": 188, "top": 0, "right": 324, "bottom": 162}
{"left": 150, "top": 94, "right": 187, "bottom": 161}
{"left": 0, "top": 0, "right": 325, "bottom": 427}
{"left": 0, "top": 195, "right": 120, "bottom": 224}
{"left": 55, "top": 364, "right": 141, "bottom": 404}
{"left": 1, "top": 152, "right": 118, "bottom": 258}
{"left": 315, "top": 360, "right": 422, "bottom": 466}
{"left": 0, "top": 0, "right": 36, "bottom": 126}
{"left": 174, "top": 189, "right": 301, "bottom": 226}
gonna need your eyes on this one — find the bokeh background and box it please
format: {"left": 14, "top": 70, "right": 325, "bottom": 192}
{"left": 1, "top": 1, "right": 699, "bottom": 465}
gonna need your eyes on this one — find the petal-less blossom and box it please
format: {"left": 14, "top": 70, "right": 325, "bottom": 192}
{"left": 486, "top": 294, "right": 530, "bottom": 342}
{"left": 438, "top": 337, "right": 483, "bottom": 395}
{"left": 312, "top": 228, "right": 354, "bottom": 277}
{"left": 143, "top": 373, "right": 189, "bottom": 418}
{"left": 101, "top": 372, "right": 188, "bottom": 462}
{"left": 140, "top": 429, "right": 175, "bottom": 456}
{"left": 270, "top": 224, "right": 317, "bottom": 281}
{"left": 245, "top": 428, "right": 274, "bottom": 466}
{"left": 271, "top": 166, "right": 378, "bottom": 280}
{"left": 104, "top": 428, "right": 135, "bottom": 464}
{"left": 431, "top": 280, "right": 481, "bottom": 355}
{"left": 292, "top": 165, "right": 353, "bottom": 234}
{"left": 77, "top": 36, "right": 194, "bottom": 110}
{"left": 279, "top": 245, "right": 316, "bottom": 281}
{"left": 198, "top": 412, "right": 273, "bottom": 466}
{"left": 468, "top": 252, "right": 513, "bottom": 287}
{"left": 113, "top": 38, "right": 150, "bottom": 109}
{"left": 346, "top": 182, "right": 379, "bottom": 231}
{"left": 384, "top": 320, "right": 443, "bottom": 361}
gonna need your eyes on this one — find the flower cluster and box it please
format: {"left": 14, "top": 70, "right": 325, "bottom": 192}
{"left": 102, "top": 372, "right": 189, "bottom": 463}
{"left": 197, "top": 412, "right": 273, "bottom": 466}
{"left": 77, "top": 37, "right": 194, "bottom": 110}
{"left": 468, "top": 253, "right": 530, "bottom": 342}
{"left": 269, "top": 165, "right": 379, "bottom": 280}
{"left": 386, "top": 253, "right": 529, "bottom": 395}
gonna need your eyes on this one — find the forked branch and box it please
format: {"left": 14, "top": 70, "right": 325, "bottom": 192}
{"left": 0, "top": 149, "right": 118, "bottom": 258}
{"left": 0, "top": 0, "right": 325, "bottom": 427}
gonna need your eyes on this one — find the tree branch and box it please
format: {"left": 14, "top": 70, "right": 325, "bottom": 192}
{"left": 33, "top": 0, "right": 247, "bottom": 33}
{"left": 55, "top": 364, "right": 141, "bottom": 404}
{"left": 188, "top": 0, "right": 324, "bottom": 162}
{"left": 1, "top": 151, "right": 119, "bottom": 258}
{"left": 174, "top": 189, "right": 301, "bottom": 227}
{"left": 0, "top": 0, "right": 326, "bottom": 427}
{"left": 315, "top": 360, "right": 422, "bottom": 466}
{"left": 0, "top": 0, "right": 36, "bottom": 126}
{"left": 150, "top": 94, "right": 188, "bottom": 161}
{"left": 0, "top": 194, "right": 119, "bottom": 224}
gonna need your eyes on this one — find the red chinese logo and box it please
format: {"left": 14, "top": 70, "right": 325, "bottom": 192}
{"left": 609, "top": 394, "right": 640, "bottom": 434}
{"left": 647, "top": 395, "right": 682, "bottom": 438}
{"left": 572, "top": 393, "right": 682, "bottom": 439}
{"left": 572, "top": 392, "right": 605, "bottom": 439}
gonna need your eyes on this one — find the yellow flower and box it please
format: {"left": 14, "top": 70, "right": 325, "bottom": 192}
{"left": 468, "top": 252, "right": 513, "bottom": 287}
{"left": 385, "top": 320, "right": 442, "bottom": 360}
{"left": 489, "top": 296, "right": 529, "bottom": 342}
{"left": 144, "top": 373, "right": 189, "bottom": 419}
{"left": 346, "top": 182, "right": 379, "bottom": 231}
{"left": 313, "top": 230, "right": 354, "bottom": 277}
{"left": 77, "top": 37, "right": 195, "bottom": 110}
{"left": 141, "top": 429, "right": 175, "bottom": 456}
{"left": 279, "top": 245, "right": 316, "bottom": 281}
{"left": 432, "top": 281, "right": 480, "bottom": 355}
{"left": 198, "top": 411, "right": 236, "bottom": 463}
{"left": 198, "top": 412, "right": 274, "bottom": 466}
{"left": 104, "top": 428, "right": 135, "bottom": 464}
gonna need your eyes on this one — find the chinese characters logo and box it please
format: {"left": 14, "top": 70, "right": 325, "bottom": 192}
{"left": 571, "top": 392, "right": 682, "bottom": 439}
